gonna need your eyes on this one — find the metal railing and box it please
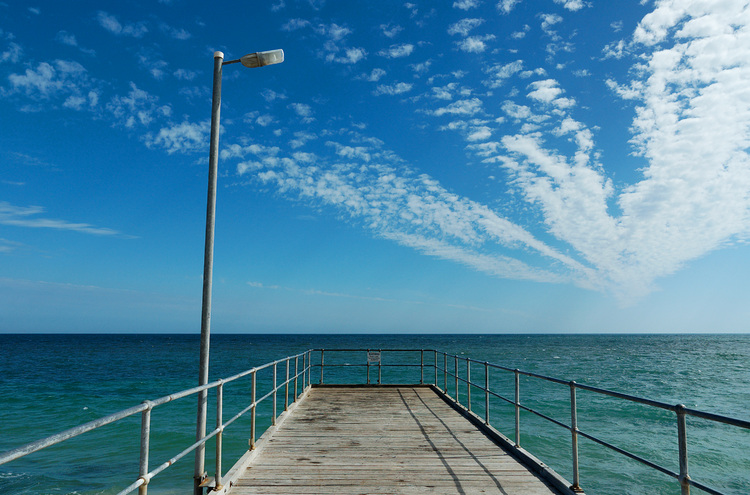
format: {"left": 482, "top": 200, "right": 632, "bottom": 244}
{"left": 3, "top": 347, "right": 748, "bottom": 495}
{"left": 313, "top": 348, "right": 750, "bottom": 495}
{"left": 0, "top": 350, "right": 313, "bottom": 495}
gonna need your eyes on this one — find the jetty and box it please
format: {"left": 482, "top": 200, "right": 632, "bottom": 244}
{"left": 2, "top": 348, "right": 749, "bottom": 495}
{"left": 223, "top": 385, "right": 566, "bottom": 494}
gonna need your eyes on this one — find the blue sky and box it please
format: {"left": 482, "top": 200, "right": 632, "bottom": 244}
{"left": 2, "top": 0, "right": 750, "bottom": 334}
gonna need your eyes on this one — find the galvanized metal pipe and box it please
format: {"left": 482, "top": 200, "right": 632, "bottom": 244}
{"left": 515, "top": 369, "right": 521, "bottom": 447}
{"left": 215, "top": 382, "right": 223, "bottom": 490}
{"left": 420, "top": 350, "right": 424, "bottom": 385}
{"left": 570, "top": 381, "right": 581, "bottom": 492}
{"left": 467, "top": 359, "right": 471, "bottom": 412}
{"left": 250, "top": 370, "right": 256, "bottom": 450}
{"left": 444, "top": 352, "right": 447, "bottom": 392}
{"left": 455, "top": 355, "right": 459, "bottom": 403}
{"left": 292, "top": 357, "right": 299, "bottom": 402}
{"left": 320, "top": 350, "right": 325, "bottom": 384}
{"left": 484, "top": 361, "right": 490, "bottom": 425}
{"left": 434, "top": 350, "right": 438, "bottom": 387}
{"left": 366, "top": 348, "right": 371, "bottom": 384}
{"left": 285, "top": 359, "right": 289, "bottom": 411}
{"left": 194, "top": 50, "right": 224, "bottom": 495}
{"left": 139, "top": 402, "right": 152, "bottom": 495}
{"left": 677, "top": 404, "right": 691, "bottom": 495}
{"left": 302, "top": 352, "right": 307, "bottom": 390}
{"left": 378, "top": 349, "right": 382, "bottom": 384}
{"left": 272, "top": 364, "right": 277, "bottom": 426}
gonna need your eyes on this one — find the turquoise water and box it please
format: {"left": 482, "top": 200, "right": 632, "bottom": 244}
{"left": 1, "top": 334, "right": 749, "bottom": 494}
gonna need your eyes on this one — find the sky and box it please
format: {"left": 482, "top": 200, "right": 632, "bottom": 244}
{"left": 1, "top": 0, "right": 750, "bottom": 334}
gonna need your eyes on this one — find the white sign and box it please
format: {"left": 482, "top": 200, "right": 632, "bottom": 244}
{"left": 367, "top": 351, "right": 381, "bottom": 363}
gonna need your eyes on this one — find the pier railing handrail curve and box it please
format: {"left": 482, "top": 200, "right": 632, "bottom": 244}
{"left": 0, "top": 349, "right": 313, "bottom": 495}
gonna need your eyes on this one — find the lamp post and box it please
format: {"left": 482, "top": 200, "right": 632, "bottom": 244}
{"left": 194, "top": 49, "right": 284, "bottom": 495}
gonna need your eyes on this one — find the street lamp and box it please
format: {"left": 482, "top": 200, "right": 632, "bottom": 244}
{"left": 194, "top": 49, "right": 284, "bottom": 495}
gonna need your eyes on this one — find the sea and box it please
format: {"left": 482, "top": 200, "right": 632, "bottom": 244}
{"left": 1, "top": 333, "right": 748, "bottom": 495}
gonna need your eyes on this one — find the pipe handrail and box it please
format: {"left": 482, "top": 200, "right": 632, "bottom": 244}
{"left": 314, "top": 348, "right": 749, "bottom": 495}
{"left": 0, "top": 349, "right": 313, "bottom": 495}
{"left": 2, "top": 347, "right": 747, "bottom": 495}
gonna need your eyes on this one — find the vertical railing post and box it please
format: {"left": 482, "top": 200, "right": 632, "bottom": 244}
{"left": 367, "top": 348, "right": 371, "bottom": 384}
{"left": 484, "top": 361, "right": 490, "bottom": 425}
{"left": 294, "top": 356, "right": 299, "bottom": 401}
{"left": 677, "top": 405, "right": 691, "bottom": 495}
{"left": 443, "top": 353, "right": 447, "bottom": 392}
{"left": 272, "top": 363, "right": 277, "bottom": 425}
{"left": 250, "top": 370, "right": 256, "bottom": 450}
{"left": 514, "top": 369, "right": 521, "bottom": 447}
{"left": 294, "top": 356, "right": 299, "bottom": 402}
{"left": 215, "top": 382, "right": 223, "bottom": 491}
{"left": 434, "top": 350, "right": 438, "bottom": 386}
{"left": 378, "top": 349, "right": 382, "bottom": 384}
{"left": 420, "top": 350, "right": 424, "bottom": 385}
{"left": 320, "top": 350, "right": 325, "bottom": 384}
{"left": 570, "top": 381, "right": 581, "bottom": 492}
{"left": 308, "top": 350, "right": 312, "bottom": 387}
{"left": 302, "top": 353, "right": 306, "bottom": 391}
{"left": 467, "top": 359, "right": 471, "bottom": 412}
{"left": 138, "top": 401, "right": 152, "bottom": 495}
{"left": 285, "top": 359, "right": 289, "bottom": 411}
{"left": 455, "top": 355, "right": 459, "bottom": 403}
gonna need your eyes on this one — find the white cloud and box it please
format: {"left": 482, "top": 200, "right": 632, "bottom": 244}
{"left": 431, "top": 97, "right": 483, "bottom": 116}
{"left": 379, "top": 43, "right": 414, "bottom": 58}
{"left": 527, "top": 79, "right": 575, "bottom": 108}
{"left": 410, "top": 60, "right": 432, "bottom": 75}
{"left": 602, "top": 39, "right": 627, "bottom": 59}
{"left": 289, "top": 102, "right": 315, "bottom": 122}
{"left": 143, "top": 120, "right": 210, "bottom": 154}
{"left": 96, "top": 11, "right": 147, "bottom": 38}
{"left": 497, "top": 0, "right": 521, "bottom": 14}
{"left": 431, "top": 82, "right": 458, "bottom": 100}
{"left": 453, "top": 0, "right": 480, "bottom": 10}
{"left": 360, "top": 68, "right": 386, "bottom": 82}
{"left": 160, "top": 23, "right": 191, "bottom": 40}
{"left": 327, "top": 141, "right": 372, "bottom": 162}
{"left": 55, "top": 31, "right": 77, "bottom": 47}
{"left": 174, "top": 68, "right": 197, "bottom": 80}
{"left": 261, "top": 89, "right": 287, "bottom": 102}
{"left": 373, "top": 82, "right": 413, "bottom": 96}
{"left": 282, "top": 18, "right": 311, "bottom": 31}
{"left": 233, "top": 134, "right": 581, "bottom": 285}
{"left": 483, "top": 60, "right": 524, "bottom": 88}
{"left": 327, "top": 47, "right": 367, "bottom": 64}
{"left": 0, "top": 201, "right": 124, "bottom": 236}
{"left": 456, "top": 35, "right": 495, "bottom": 53}
{"left": 463, "top": 1, "right": 750, "bottom": 300}
{"left": 6, "top": 60, "right": 97, "bottom": 109}
{"left": 540, "top": 13, "right": 563, "bottom": 32}
{"left": 553, "top": 0, "right": 587, "bottom": 11}
{"left": 467, "top": 126, "right": 492, "bottom": 141}
{"left": 107, "top": 82, "right": 171, "bottom": 128}
{"left": 1, "top": 41, "right": 22, "bottom": 64}
{"left": 448, "top": 18, "right": 485, "bottom": 36}
{"left": 380, "top": 23, "right": 403, "bottom": 38}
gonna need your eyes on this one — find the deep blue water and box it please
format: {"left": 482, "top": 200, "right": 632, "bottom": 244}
{"left": 1, "top": 334, "right": 748, "bottom": 494}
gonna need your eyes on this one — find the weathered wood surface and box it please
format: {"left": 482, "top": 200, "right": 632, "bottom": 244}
{"left": 228, "top": 386, "right": 563, "bottom": 494}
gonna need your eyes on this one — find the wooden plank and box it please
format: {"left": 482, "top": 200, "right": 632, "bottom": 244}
{"left": 225, "top": 386, "right": 565, "bottom": 495}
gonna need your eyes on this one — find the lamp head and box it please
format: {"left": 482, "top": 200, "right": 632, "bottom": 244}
{"left": 240, "top": 49, "right": 285, "bottom": 68}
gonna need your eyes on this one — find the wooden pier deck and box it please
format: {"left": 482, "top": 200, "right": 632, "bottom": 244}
{"left": 224, "top": 386, "right": 569, "bottom": 494}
